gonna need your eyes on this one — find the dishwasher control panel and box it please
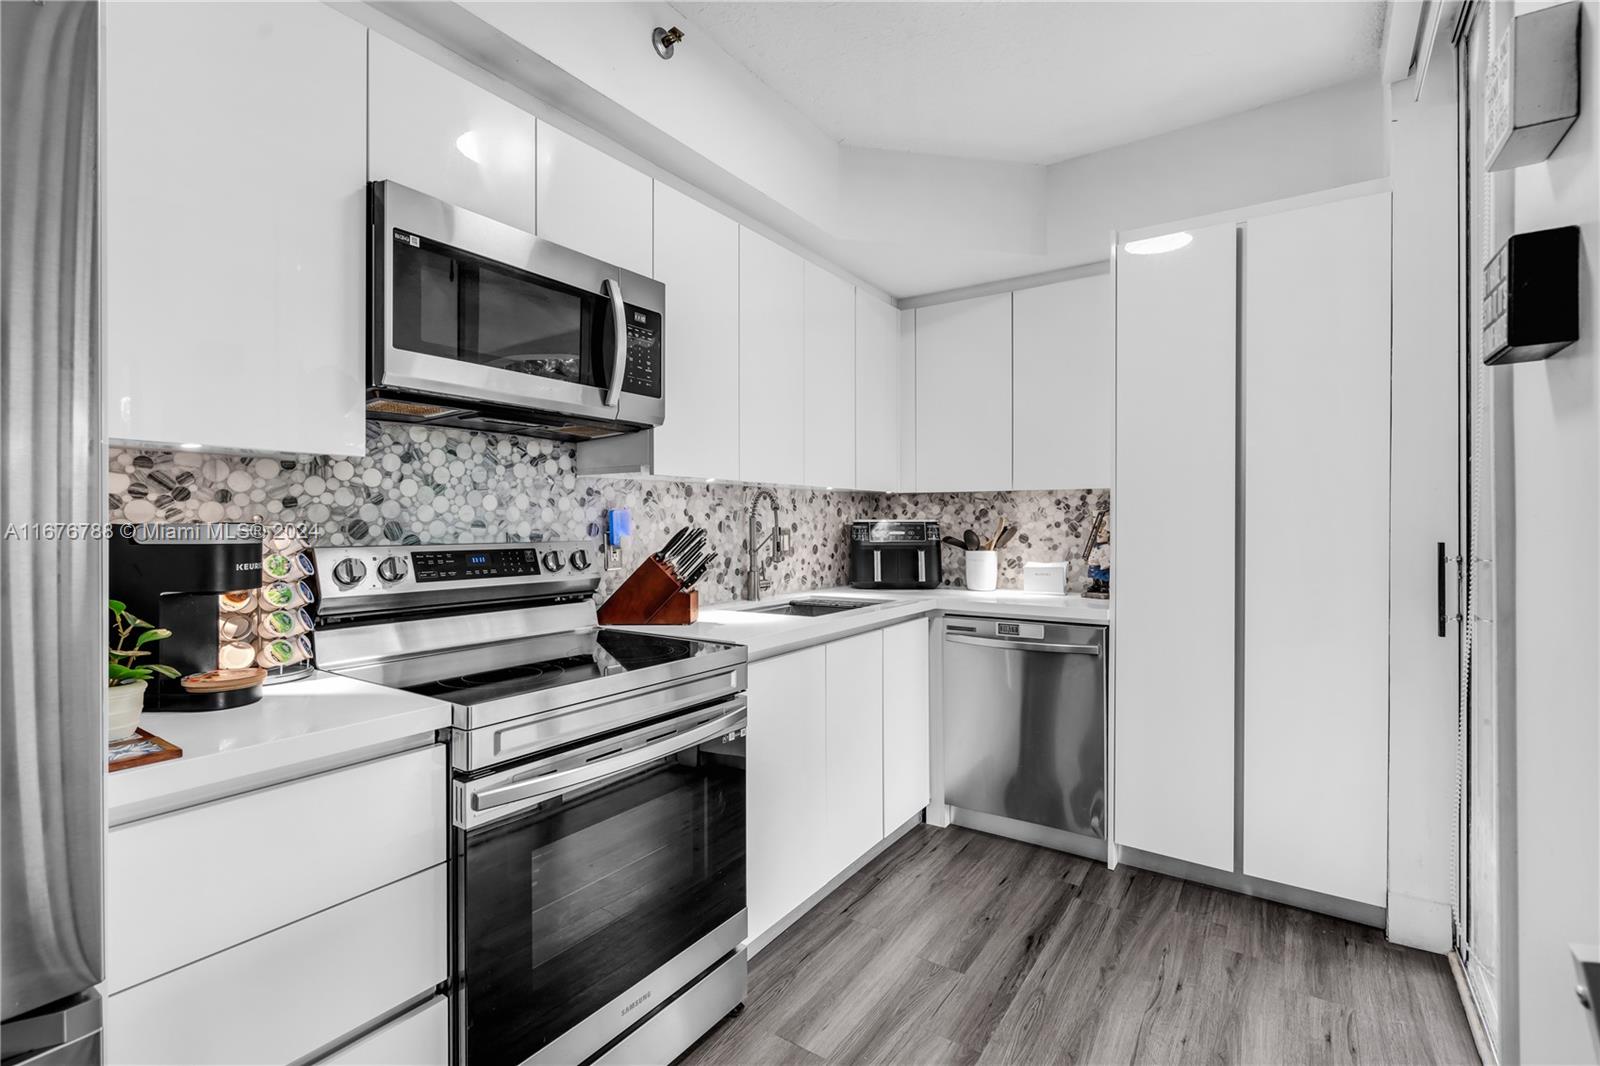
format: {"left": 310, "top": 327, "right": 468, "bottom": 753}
{"left": 995, "top": 621, "right": 1045, "bottom": 640}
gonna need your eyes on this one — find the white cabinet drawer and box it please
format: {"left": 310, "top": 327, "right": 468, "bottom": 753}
{"left": 323, "top": 996, "right": 448, "bottom": 1066}
{"left": 108, "top": 745, "right": 445, "bottom": 992}
{"left": 106, "top": 865, "right": 447, "bottom": 1066}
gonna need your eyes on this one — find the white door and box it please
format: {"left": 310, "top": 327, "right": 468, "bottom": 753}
{"left": 914, "top": 294, "right": 1012, "bottom": 492}
{"left": 803, "top": 263, "right": 857, "bottom": 489}
{"left": 650, "top": 184, "right": 739, "bottom": 481}
{"left": 855, "top": 292, "right": 902, "bottom": 492}
{"left": 534, "top": 121, "right": 653, "bottom": 275}
{"left": 825, "top": 632, "right": 885, "bottom": 871}
{"left": 368, "top": 33, "right": 537, "bottom": 234}
{"left": 1240, "top": 194, "right": 1391, "bottom": 906}
{"left": 103, "top": 2, "right": 367, "bottom": 456}
{"left": 882, "top": 620, "right": 931, "bottom": 830}
{"left": 738, "top": 229, "right": 806, "bottom": 486}
{"left": 746, "top": 648, "right": 828, "bottom": 942}
{"left": 1013, "top": 275, "right": 1114, "bottom": 490}
{"left": 1113, "top": 221, "right": 1238, "bottom": 873}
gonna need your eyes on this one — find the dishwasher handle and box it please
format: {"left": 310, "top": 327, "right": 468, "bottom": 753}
{"left": 945, "top": 633, "right": 1102, "bottom": 656}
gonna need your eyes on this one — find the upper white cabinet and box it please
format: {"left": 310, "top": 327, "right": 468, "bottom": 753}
{"left": 882, "top": 620, "right": 931, "bottom": 831}
{"left": 825, "top": 631, "right": 886, "bottom": 871}
{"left": 739, "top": 229, "right": 806, "bottom": 486}
{"left": 535, "top": 121, "right": 653, "bottom": 275}
{"left": 368, "top": 32, "right": 537, "bottom": 234}
{"left": 1241, "top": 193, "right": 1391, "bottom": 907}
{"left": 914, "top": 294, "right": 1013, "bottom": 492}
{"left": 649, "top": 183, "right": 740, "bottom": 481}
{"left": 1013, "top": 275, "right": 1114, "bottom": 490}
{"left": 747, "top": 647, "right": 829, "bottom": 943}
{"left": 104, "top": 2, "right": 366, "bottom": 456}
{"left": 855, "top": 293, "right": 902, "bottom": 493}
{"left": 1114, "top": 221, "right": 1239, "bottom": 874}
{"left": 899, "top": 309, "right": 919, "bottom": 493}
{"left": 803, "top": 263, "right": 857, "bottom": 489}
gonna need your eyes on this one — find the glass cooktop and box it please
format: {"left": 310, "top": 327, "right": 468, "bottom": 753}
{"left": 401, "top": 630, "right": 702, "bottom": 703}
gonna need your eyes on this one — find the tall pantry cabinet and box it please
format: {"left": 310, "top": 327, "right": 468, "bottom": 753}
{"left": 1113, "top": 190, "right": 1392, "bottom": 908}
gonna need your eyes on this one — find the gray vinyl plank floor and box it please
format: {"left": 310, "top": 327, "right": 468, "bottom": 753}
{"left": 680, "top": 826, "right": 1479, "bottom": 1066}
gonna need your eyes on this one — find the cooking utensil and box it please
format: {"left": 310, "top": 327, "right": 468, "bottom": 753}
{"left": 963, "top": 529, "right": 981, "bottom": 551}
{"left": 994, "top": 526, "right": 1018, "bottom": 551}
{"left": 987, "top": 518, "right": 1008, "bottom": 550}
{"left": 941, "top": 536, "right": 969, "bottom": 551}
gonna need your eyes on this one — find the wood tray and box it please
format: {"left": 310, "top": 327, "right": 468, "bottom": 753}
{"left": 108, "top": 728, "right": 182, "bottom": 772}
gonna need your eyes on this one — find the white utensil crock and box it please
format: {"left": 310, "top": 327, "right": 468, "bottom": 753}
{"left": 965, "top": 551, "right": 998, "bottom": 592}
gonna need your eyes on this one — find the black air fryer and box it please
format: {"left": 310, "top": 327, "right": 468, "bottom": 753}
{"left": 110, "top": 523, "right": 264, "bottom": 711}
{"left": 848, "top": 520, "right": 942, "bottom": 590}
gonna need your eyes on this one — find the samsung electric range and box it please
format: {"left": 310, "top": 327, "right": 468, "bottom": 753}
{"left": 316, "top": 540, "right": 749, "bottom": 1066}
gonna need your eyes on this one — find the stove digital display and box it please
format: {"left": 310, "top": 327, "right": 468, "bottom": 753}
{"left": 413, "top": 548, "right": 541, "bottom": 583}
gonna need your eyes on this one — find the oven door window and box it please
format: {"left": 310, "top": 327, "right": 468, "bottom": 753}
{"left": 391, "top": 233, "right": 614, "bottom": 390}
{"left": 458, "top": 739, "right": 744, "bottom": 1066}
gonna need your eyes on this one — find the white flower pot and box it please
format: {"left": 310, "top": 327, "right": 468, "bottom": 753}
{"left": 965, "top": 550, "right": 999, "bottom": 592}
{"left": 107, "top": 680, "right": 146, "bottom": 742}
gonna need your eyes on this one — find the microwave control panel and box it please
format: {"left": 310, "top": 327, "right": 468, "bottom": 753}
{"left": 622, "top": 305, "right": 663, "bottom": 398}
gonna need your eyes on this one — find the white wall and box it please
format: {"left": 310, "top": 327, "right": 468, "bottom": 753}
{"left": 1045, "top": 78, "right": 1388, "bottom": 268}
{"left": 1385, "top": 58, "right": 1461, "bottom": 954}
{"left": 1507, "top": 3, "right": 1600, "bottom": 1062}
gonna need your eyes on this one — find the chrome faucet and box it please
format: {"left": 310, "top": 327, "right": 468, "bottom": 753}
{"left": 745, "top": 489, "right": 785, "bottom": 600}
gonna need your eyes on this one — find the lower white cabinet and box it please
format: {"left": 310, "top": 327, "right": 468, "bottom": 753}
{"left": 825, "top": 632, "right": 885, "bottom": 870}
{"left": 746, "top": 647, "right": 829, "bottom": 941}
{"left": 323, "top": 996, "right": 449, "bottom": 1066}
{"left": 106, "top": 866, "right": 447, "bottom": 1066}
{"left": 882, "top": 620, "right": 931, "bottom": 830}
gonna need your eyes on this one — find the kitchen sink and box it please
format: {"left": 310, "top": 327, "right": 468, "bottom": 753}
{"left": 745, "top": 597, "right": 888, "bottom": 617}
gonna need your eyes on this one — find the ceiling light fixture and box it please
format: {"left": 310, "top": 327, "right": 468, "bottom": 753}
{"left": 653, "top": 25, "right": 684, "bottom": 60}
{"left": 1123, "top": 231, "right": 1194, "bottom": 256}
{"left": 178, "top": 442, "right": 203, "bottom": 450}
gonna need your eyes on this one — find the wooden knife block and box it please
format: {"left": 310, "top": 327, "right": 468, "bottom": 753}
{"left": 597, "top": 557, "right": 700, "bottom": 625}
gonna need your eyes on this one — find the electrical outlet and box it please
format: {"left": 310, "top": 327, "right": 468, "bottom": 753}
{"left": 603, "top": 543, "right": 623, "bottom": 571}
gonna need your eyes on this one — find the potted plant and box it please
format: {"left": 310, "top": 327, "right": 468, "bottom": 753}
{"left": 108, "top": 600, "right": 178, "bottom": 741}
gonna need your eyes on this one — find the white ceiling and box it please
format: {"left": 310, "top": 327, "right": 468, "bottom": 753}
{"left": 670, "top": 1, "right": 1387, "bottom": 165}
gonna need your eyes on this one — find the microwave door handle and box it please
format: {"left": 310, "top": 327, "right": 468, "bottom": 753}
{"left": 602, "top": 276, "right": 627, "bottom": 408}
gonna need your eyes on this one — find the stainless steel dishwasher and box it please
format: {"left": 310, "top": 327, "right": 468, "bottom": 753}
{"left": 942, "top": 615, "right": 1107, "bottom": 856}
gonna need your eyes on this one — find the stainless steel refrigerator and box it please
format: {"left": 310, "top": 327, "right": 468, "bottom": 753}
{"left": 1, "top": 2, "right": 105, "bottom": 1062}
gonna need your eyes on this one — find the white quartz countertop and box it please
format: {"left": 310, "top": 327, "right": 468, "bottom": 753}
{"left": 611, "top": 587, "right": 1110, "bottom": 661}
{"left": 107, "top": 671, "right": 450, "bottom": 824}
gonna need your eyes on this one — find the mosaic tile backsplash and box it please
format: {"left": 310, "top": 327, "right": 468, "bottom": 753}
{"left": 108, "top": 424, "right": 1109, "bottom": 604}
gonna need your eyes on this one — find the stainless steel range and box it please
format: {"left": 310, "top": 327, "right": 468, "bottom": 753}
{"left": 316, "top": 540, "right": 748, "bottom": 1066}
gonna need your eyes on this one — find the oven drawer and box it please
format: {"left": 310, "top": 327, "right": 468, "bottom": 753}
{"left": 107, "top": 744, "right": 445, "bottom": 992}
{"left": 106, "top": 865, "right": 446, "bottom": 1066}
{"left": 322, "top": 995, "right": 448, "bottom": 1066}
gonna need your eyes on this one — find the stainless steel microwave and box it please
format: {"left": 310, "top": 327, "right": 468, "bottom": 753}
{"left": 367, "top": 180, "right": 664, "bottom": 440}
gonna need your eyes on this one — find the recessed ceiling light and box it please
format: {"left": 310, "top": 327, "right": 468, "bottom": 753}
{"left": 178, "top": 442, "right": 203, "bottom": 450}
{"left": 455, "top": 131, "right": 483, "bottom": 165}
{"left": 1124, "top": 231, "right": 1194, "bottom": 256}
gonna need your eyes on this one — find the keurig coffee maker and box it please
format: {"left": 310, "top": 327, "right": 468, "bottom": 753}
{"left": 110, "top": 523, "right": 264, "bottom": 711}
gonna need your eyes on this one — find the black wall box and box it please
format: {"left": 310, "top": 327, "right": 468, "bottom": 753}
{"left": 1483, "top": 226, "right": 1580, "bottom": 365}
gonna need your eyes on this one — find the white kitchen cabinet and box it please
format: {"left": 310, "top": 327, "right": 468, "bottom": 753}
{"left": 882, "top": 620, "right": 931, "bottom": 830}
{"left": 1113, "top": 221, "right": 1238, "bottom": 874}
{"left": 368, "top": 32, "right": 538, "bottom": 235}
{"left": 535, "top": 121, "right": 653, "bottom": 275}
{"left": 914, "top": 293, "right": 1013, "bottom": 492}
{"left": 103, "top": 2, "right": 366, "bottom": 456}
{"left": 899, "top": 309, "right": 919, "bottom": 493}
{"left": 650, "top": 183, "right": 740, "bottom": 481}
{"left": 739, "top": 229, "right": 807, "bottom": 486}
{"left": 804, "top": 263, "right": 858, "bottom": 489}
{"left": 1013, "top": 275, "right": 1114, "bottom": 490}
{"left": 107, "top": 745, "right": 446, "bottom": 993}
{"left": 746, "top": 647, "right": 828, "bottom": 942}
{"left": 323, "top": 996, "right": 448, "bottom": 1066}
{"left": 825, "top": 631, "right": 886, "bottom": 870}
{"left": 855, "top": 293, "right": 902, "bottom": 492}
{"left": 1241, "top": 193, "right": 1391, "bottom": 907}
{"left": 106, "top": 866, "right": 446, "bottom": 1066}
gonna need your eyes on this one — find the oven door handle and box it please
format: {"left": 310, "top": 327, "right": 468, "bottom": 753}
{"left": 469, "top": 699, "right": 747, "bottom": 816}
{"left": 602, "top": 276, "right": 627, "bottom": 408}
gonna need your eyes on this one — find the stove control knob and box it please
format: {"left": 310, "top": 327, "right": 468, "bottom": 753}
{"left": 541, "top": 550, "right": 565, "bottom": 573}
{"left": 332, "top": 557, "right": 366, "bottom": 588}
{"left": 569, "top": 549, "right": 590, "bottom": 571}
{"left": 377, "top": 556, "right": 409, "bottom": 583}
